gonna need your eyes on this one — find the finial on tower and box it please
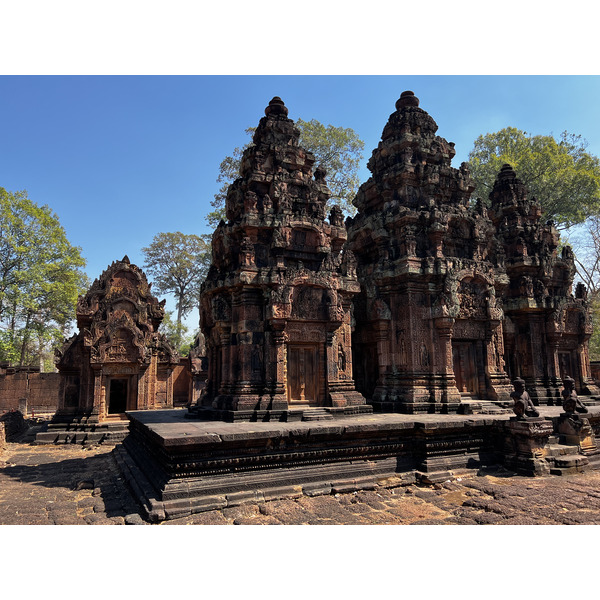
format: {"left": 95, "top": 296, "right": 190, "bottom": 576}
{"left": 265, "top": 96, "right": 288, "bottom": 117}
{"left": 395, "top": 90, "right": 420, "bottom": 110}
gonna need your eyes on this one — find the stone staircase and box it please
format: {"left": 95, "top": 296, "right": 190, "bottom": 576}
{"left": 300, "top": 408, "right": 335, "bottom": 422}
{"left": 545, "top": 435, "right": 591, "bottom": 475}
{"left": 34, "top": 418, "right": 130, "bottom": 446}
{"left": 459, "top": 399, "right": 512, "bottom": 415}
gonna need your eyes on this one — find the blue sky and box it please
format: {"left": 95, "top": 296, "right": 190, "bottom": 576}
{"left": 2, "top": 75, "right": 600, "bottom": 330}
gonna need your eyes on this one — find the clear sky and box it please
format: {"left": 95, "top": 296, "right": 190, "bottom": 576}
{"left": 2, "top": 75, "right": 600, "bottom": 329}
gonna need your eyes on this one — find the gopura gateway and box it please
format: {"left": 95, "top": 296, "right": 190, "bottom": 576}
{"left": 197, "top": 92, "right": 598, "bottom": 418}
{"left": 54, "top": 256, "right": 182, "bottom": 421}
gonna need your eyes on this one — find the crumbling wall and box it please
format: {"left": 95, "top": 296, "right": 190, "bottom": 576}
{"left": 0, "top": 369, "right": 60, "bottom": 415}
{"left": 0, "top": 410, "right": 27, "bottom": 442}
{"left": 591, "top": 361, "right": 600, "bottom": 385}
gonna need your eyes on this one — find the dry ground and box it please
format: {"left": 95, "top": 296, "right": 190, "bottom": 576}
{"left": 3, "top": 441, "right": 600, "bottom": 525}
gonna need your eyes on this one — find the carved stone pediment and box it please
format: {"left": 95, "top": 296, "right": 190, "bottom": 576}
{"left": 63, "top": 256, "right": 179, "bottom": 371}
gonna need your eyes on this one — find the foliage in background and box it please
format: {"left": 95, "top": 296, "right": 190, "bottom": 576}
{"left": 467, "top": 128, "right": 600, "bottom": 230}
{"left": 206, "top": 120, "right": 364, "bottom": 229}
{"left": 158, "top": 310, "right": 197, "bottom": 356}
{"left": 142, "top": 231, "right": 210, "bottom": 348}
{"left": 0, "top": 187, "right": 88, "bottom": 368}
{"left": 569, "top": 216, "right": 600, "bottom": 361}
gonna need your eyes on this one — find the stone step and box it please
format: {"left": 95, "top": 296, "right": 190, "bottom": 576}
{"left": 459, "top": 400, "right": 512, "bottom": 415}
{"left": 550, "top": 454, "right": 589, "bottom": 476}
{"left": 547, "top": 444, "right": 580, "bottom": 457}
{"left": 554, "top": 454, "right": 590, "bottom": 469}
{"left": 46, "top": 422, "right": 129, "bottom": 432}
{"left": 34, "top": 428, "right": 129, "bottom": 445}
{"left": 301, "top": 409, "right": 334, "bottom": 422}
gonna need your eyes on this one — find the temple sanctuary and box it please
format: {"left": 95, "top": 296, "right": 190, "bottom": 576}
{"left": 198, "top": 96, "right": 367, "bottom": 418}
{"left": 196, "top": 92, "right": 599, "bottom": 417}
{"left": 2, "top": 91, "right": 597, "bottom": 427}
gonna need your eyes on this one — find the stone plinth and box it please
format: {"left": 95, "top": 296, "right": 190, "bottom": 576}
{"left": 557, "top": 413, "right": 597, "bottom": 454}
{"left": 503, "top": 417, "right": 553, "bottom": 476}
{"left": 117, "top": 409, "right": 506, "bottom": 522}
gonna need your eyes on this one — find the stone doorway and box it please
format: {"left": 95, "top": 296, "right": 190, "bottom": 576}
{"left": 108, "top": 378, "right": 128, "bottom": 414}
{"left": 287, "top": 345, "right": 319, "bottom": 406}
{"left": 559, "top": 352, "right": 574, "bottom": 381}
{"left": 453, "top": 341, "right": 479, "bottom": 397}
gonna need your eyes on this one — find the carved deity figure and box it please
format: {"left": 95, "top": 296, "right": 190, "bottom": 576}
{"left": 510, "top": 378, "right": 539, "bottom": 419}
{"left": 244, "top": 191, "right": 258, "bottom": 213}
{"left": 329, "top": 205, "right": 345, "bottom": 227}
{"left": 519, "top": 276, "right": 534, "bottom": 298}
{"left": 338, "top": 344, "right": 346, "bottom": 372}
{"left": 561, "top": 376, "right": 588, "bottom": 414}
{"left": 262, "top": 194, "right": 273, "bottom": 213}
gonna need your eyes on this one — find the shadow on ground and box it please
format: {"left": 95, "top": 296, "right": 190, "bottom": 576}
{"left": 0, "top": 445, "right": 144, "bottom": 522}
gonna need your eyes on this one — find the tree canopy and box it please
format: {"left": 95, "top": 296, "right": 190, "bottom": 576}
{"left": 467, "top": 127, "right": 600, "bottom": 229}
{"left": 158, "top": 310, "right": 197, "bottom": 356}
{"left": 0, "top": 187, "right": 88, "bottom": 367}
{"left": 206, "top": 120, "right": 364, "bottom": 229}
{"left": 142, "top": 232, "right": 210, "bottom": 346}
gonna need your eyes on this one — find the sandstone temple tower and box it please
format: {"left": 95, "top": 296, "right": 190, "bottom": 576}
{"left": 348, "top": 91, "right": 514, "bottom": 413}
{"left": 489, "top": 164, "right": 600, "bottom": 403}
{"left": 347, "top": 91, "right": 599, "bottom": 413}
{"left": 199, "top": 97, "right": 366, "bottom": 417}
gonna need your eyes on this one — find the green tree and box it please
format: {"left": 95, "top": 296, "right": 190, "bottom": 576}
{"left": 207, "top": 120, "right": 364, "bottom": 228}
{"left": 142, "top": 232, "right": 210, "bottom": 346}
{"left": 0, "top": 187, "right": 88, "bottom": 367}
{"left": 467, "top": 128, "right": 600, "bottom": 229}
{"left": 569, "top": 217, "right": 600, "bottom": 361}
{"left": 158, "top": 310, "right": 197, "bottom": 356}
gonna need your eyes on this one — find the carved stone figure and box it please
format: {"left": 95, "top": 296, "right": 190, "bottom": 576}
{"left": 510, "top": 378, "right": 539, "bottom": 419}
{"left": 561, "top": 376, "right": 588, "bottom": 414}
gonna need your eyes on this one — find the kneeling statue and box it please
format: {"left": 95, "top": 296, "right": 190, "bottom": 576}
{"left": 561, "top": 376, "right": 588, "bottom": 414}
{"left": 511, "top": 378, "right": 539, "bottom": 419}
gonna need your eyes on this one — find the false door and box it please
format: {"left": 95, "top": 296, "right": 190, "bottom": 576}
{"left": 452, "top": 341, "right": 479, "bottom": 397}
{"left": 287, "top": 344, "right": 319, "bottom": 405}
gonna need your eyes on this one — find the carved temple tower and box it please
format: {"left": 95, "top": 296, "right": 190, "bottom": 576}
{"left": 489, "top": 164, "right": 600, "bottom": 403}
{"left": 199, "top": 97, "right": 366, "bottom": 417}
{"left": 348, "top": 91, "right": 513, "bottom": 413}
{"left": 55, "top": 256, "right": 180, "bottom": 422}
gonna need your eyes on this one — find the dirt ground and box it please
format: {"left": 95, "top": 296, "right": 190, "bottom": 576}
{"left": 3, "top": 440, "right": 600, "bottom": 525}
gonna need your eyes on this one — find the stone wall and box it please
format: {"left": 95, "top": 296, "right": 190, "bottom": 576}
{"left": 0, "top": 369, "right": 61, "bottom": 416}
{"left": 0, "top": 360, "right": 191, "bottom": 416}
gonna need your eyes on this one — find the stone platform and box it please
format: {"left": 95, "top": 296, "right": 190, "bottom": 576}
{"left": 115, "top": 406, "right": 600, "bottom": 522}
